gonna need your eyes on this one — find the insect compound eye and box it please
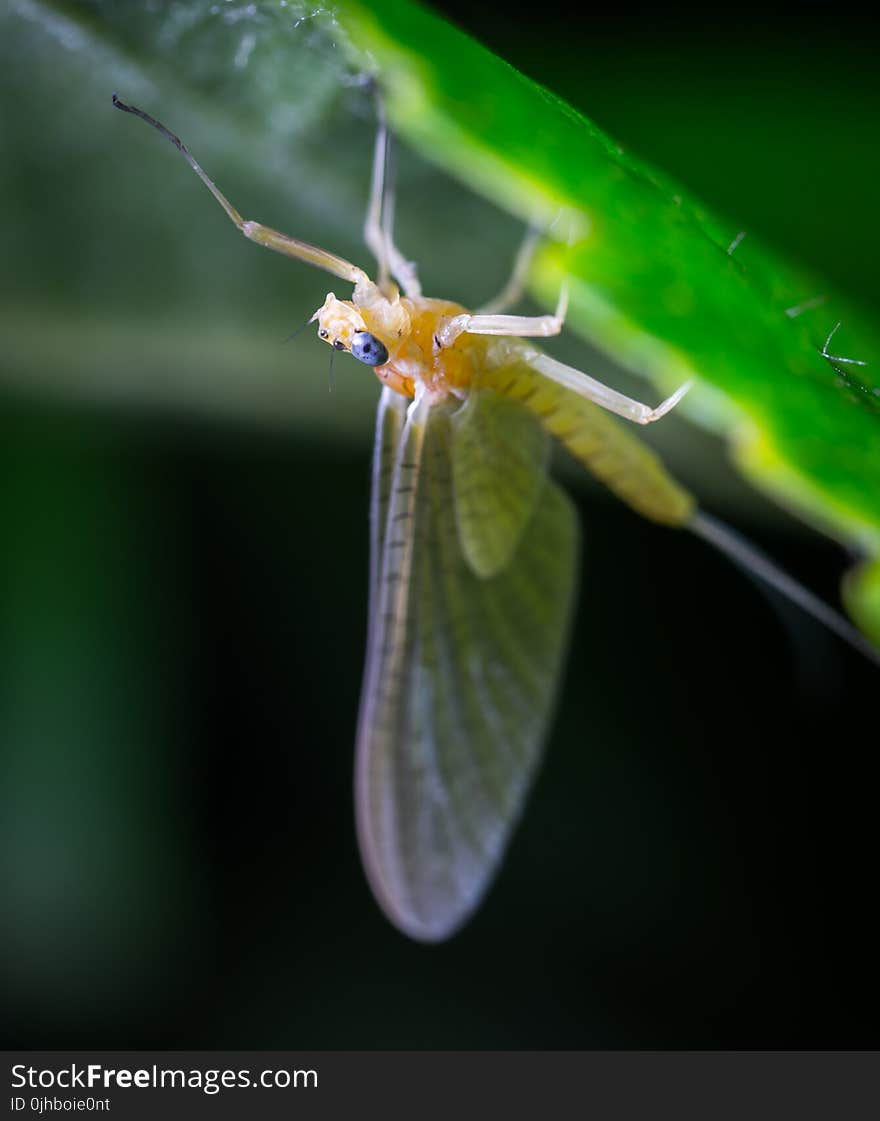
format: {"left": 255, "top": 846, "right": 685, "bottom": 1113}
{"left": 350, "top": 331, "right": 389, "bottom": 367}
{"left": 318, "top": 327, "right": 329, "bottom": 339}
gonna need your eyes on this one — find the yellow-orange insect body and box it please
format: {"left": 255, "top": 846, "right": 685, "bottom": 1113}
{"left": 313, "top": 281, "right": 694, "bottom": 528}
{"left": 314, "top": 286, "right": 485, "bottom": 401}
{"left": 110, "top": 91, "right": 701, "bottom": 941}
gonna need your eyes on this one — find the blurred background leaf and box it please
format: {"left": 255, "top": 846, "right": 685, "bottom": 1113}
{"left": 2, "top": 0, "right": 878, "bottom": 1048}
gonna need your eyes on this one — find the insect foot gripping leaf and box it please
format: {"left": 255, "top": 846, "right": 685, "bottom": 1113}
{"left": 355, "top": 390, "right": 577, "bottom": 942}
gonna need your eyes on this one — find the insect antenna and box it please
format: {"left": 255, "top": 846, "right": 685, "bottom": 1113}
{"left": 283, "top": 317, "right": 313, "bottom": 344}
{"left": 328, "top": 346, "right": 336, "bottom": 394}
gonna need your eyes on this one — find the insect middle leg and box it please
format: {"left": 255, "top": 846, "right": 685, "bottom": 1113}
{"left": 437, "top": 282, "right": 569, "bottom": 346}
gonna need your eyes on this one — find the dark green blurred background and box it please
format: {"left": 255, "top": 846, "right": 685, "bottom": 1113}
{"left": 1, "top": 0, "right": 878, "bottom": 1048}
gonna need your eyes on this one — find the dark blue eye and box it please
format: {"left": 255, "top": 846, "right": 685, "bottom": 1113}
{"left": 350, "top": 331, "right": 389, "bottom": 367}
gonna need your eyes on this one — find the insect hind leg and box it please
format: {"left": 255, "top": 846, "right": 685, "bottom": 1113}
{"left": 526, "top": 350, "right": 692, "bottom": 425}
{"left": 438, "top": 282, "right": 569, "bottom": 347}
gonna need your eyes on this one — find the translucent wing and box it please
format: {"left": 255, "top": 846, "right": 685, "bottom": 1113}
{"left": 368, "top": 387, "right": 409, "bottom": 614}
{"left": 355, "top": 389, "right": 578, "bottom": 941}
{"left": 451, "top": 390, "right": 550, "bottom": 578}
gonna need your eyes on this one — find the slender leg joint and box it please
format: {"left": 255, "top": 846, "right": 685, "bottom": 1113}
{"left": 637, "top": 380, "right": 693, "bottom": 424}
{"left": 528, "top": 347, "right": 693, "bottom": 426}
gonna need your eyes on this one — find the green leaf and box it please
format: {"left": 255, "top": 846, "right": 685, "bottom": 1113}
{"left": 335, "top": 0, "right": 880, "bottom": 635}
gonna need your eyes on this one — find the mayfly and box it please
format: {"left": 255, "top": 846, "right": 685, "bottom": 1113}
{"left": 112, "top": 94, "right": 878, "bottom": 942}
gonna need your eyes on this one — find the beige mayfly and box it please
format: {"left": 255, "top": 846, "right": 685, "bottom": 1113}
{"left": 113, "top": 93, "right": 876, "bottom": 942}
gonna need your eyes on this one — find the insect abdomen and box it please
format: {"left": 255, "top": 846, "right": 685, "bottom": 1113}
{"left": 478, "top": 360, "right": 695, "bottom": 527}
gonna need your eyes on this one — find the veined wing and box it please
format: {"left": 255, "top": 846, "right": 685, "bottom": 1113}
{"left": 368, "top": 387, "right": 409, "bottom": 617}
{"left": 356, "top": 388, "right": 578, "bottom": 942}
{"left": 451, "top": 389, "right": 550, "bottom": 578}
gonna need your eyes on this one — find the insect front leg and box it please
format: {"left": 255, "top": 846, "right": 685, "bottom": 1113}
{"left": 112, "top": 95, "right": 368, "bottom": 286}
{"left": 362, "top": 106, "right": 421, "bottom": 298}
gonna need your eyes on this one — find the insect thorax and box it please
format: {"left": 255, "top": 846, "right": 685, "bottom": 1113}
{"left": 314, "top": 285, "right": 487, "bottom": 401}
